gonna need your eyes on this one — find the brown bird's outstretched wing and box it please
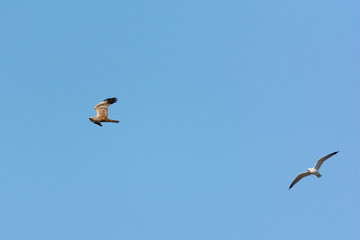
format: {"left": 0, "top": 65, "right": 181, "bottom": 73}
{"left": 289, "top": 171, "right": 312, "bottom": 190}
{"left": 313, "top": 151, "right": 339, "bottom": 170}
{"left": 94, "top": 97, "right": 117, "bottom": 120}
{"left": 94, "top": 122, "right": 102, "bottom": 127}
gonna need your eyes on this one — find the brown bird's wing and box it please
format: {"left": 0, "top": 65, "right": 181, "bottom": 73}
{"left": 94, "top": 97, "right": 117, "bottom": 120}
{"left": 313, "top": 151, "right": 339, "bottom": 170}
{"left": 289, "top": 171, "right": 312, "bottom": 190}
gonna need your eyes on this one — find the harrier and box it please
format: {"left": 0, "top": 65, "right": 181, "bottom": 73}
{"left": 89, "top": 97, "right": 119, "bottom": 127}
{"left": 289, "top": 151, "right": 339, "bottom": 190}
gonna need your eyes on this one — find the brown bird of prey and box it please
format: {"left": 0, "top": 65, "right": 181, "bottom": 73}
{"left": 89, "top": 97, "right": 119, "bottom": 127}
{"left": 289, "top": 151, "right": 339, "bottom": 190}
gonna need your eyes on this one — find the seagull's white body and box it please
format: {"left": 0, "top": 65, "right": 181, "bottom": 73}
{"left": 307, "top": 168, "right": 321, "bottom": 177}
{"left": 289, "top": 151, "right": 339, "bottom": 190}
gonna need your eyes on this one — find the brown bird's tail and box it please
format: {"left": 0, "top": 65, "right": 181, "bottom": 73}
{"left": 107, "top": 119, "right": 119, "bottom": 123}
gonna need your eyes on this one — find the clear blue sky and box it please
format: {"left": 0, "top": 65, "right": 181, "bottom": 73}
{"left": 0, "top": 1, "right": 359, "bottom": 239}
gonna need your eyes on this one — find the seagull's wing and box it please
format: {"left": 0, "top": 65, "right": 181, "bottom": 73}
{"left": 313, "top": 151, "right": 339, "bottom": 170}
{"left": 94, "top": 97, "right": 117, "bottom": 119}
{"left": 289, "top": 171, "right": 312, "bottom": 190}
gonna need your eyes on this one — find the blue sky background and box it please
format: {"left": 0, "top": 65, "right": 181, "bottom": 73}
{"left": 0, "top": 1, "right": 359, "bottom": 239}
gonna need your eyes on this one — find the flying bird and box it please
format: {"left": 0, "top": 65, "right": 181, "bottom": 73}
{"left": 89, "top": 97, "right": 119, "bottom": 127}
{"left": 289, "top": 151, "right": 339, "bottom": 190}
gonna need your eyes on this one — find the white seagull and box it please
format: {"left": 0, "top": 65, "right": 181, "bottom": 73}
{"left": 289, "top": 151, "right": 339, "bottom": 190}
